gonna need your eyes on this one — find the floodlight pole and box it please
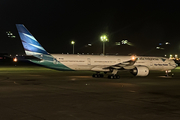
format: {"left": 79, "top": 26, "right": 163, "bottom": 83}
{"left": 103, "top": 42, "right": 105, "bottom": 55}
{"left": 73, "top": 44, "right": 74, "bottom": 54}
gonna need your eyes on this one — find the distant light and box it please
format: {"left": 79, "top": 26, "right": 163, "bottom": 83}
{"left": 159, "top": 43, "right": 162, "bottom": 45}
{"left": 122, "top": 40, "right": 128, "bottom": 44}
{"left": 156, "top": 47, "right": 160, "bottom": 49}
{"left": 100, "top": 35, "right": 108, "bottom": 42}
{"left": 71, "top": 41, "right": 75, "bottom": 44}
{"left": 165, "top": 42, "right": 170, "bottom": 45}
{"left": 6, "top": 31, "right": 16, "bottom": 38}
{"left": 13, "top": 58, "right": 17, "bottom": 62}
{"left": 116, "top": 42, "right": 121, "bottom": 45}
{"left": 11, "top": 36, "right": 16, "bottom": 38}
{"left": 122, "top": 40, "right": 124, "bottom": 44}
{"left": 164, "top": 55, "right": 167, "bottom": 57}
{"left": 170, "top": 54, "right": 172, "bottom": 58}
{"left": 124, "top": 40, "right": 128, "bottom": 44}
{"left": 156, "top": 46, "right": 164, "bottom": 50}
{"left": 88, "top": 44, "right": 92, "bottom": 46}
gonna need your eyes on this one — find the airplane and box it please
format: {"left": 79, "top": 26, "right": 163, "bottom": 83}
{"left": 16, "top": 24, "right": 177, "bottom": 79}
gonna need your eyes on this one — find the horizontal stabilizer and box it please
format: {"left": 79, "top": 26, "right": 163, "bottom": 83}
{"left": 15, "top": 55, "right": 43, "bottom": 61}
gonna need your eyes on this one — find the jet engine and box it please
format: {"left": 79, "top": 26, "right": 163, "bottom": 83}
{"left": 131, "top": 66, "right": 149, "bottom": 76}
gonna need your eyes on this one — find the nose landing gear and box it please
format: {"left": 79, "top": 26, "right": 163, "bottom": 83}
{"left": 165, "top": 70, "right": 174, "bottom": 77}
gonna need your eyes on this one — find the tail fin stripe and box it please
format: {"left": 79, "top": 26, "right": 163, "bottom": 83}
{"left": 21, "top": 41, "right": 48, "bottom": 55}
{"left": 29, "top": 43, "right": 46, "bottom": 51}
{"left": 19, "top": 33, "right": 43, "bottom": 47}
{"left": 23, "top": 33, "right": 37, "bottom": 42}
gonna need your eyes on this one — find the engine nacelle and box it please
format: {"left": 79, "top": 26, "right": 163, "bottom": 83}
{"left": 131, "top": 66, "right": 149, "bottom": 76}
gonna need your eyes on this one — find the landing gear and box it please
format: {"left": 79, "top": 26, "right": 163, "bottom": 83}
{"left": 92, "top": 69, "right": 120, "bottom": 79}
{"left": 92, "top": 73, "right": 104, "bottom": 78}
{"left": 108, "top": 69, "right": 120, "bottom": 79}
{"left": 108, "top": 74, "right": 120, "bottom": 79}
{"left": 165, "top": 70, "right": 174, "bottom": 77}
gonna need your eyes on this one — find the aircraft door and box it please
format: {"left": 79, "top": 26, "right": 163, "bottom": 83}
{"left": 87, "top": 58, "right": 91, "bottom": 65}
{"left": 53, "top": 58, "right": 59, "bottom": 64}
{"left": 150, "top": 61, "right": 154, "bottom": 69}
{"left": 117, "top": 59, "right": 121, "bottom": 63}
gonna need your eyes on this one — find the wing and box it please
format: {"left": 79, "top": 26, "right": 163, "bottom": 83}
{"left": 105, "top": 58, "right": 138, "bottom": 70}
{"left": 91, "top": 58, "right": 138, "bottom": 71}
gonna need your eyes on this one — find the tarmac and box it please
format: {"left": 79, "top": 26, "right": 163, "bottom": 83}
{"left": 0, "top": 66, "right": 180, "bottom": 120}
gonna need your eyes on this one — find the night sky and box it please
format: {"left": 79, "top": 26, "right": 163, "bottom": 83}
{"left": 0, "top": 0, "right": 180, "bottom": 56}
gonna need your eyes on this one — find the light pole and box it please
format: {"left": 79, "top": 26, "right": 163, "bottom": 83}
{"left": 71, "top": 41, "right": 75, "bottom": 54}
{"left": 100, "top": 35, "right": 108, "bottom": 55}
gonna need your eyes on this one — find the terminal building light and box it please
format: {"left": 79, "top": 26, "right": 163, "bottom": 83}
{"left": 6, "top": 31, "right": 16, "bottom": 38}
{"left": 165, "top": 42, "right": 170, "bottom": 45}
{"left": 115, "top": 42, "right": 121, "bottom": 45}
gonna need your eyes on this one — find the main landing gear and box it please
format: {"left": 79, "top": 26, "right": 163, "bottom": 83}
{"left": 108, "top": 69, "right": 120, "bottom": 79}
{"left": 92, "top": 70, "right": 120, "bottom": 79}
{"left": 108, "top": 74, "right": 120, "bottom": 79}
{"left": 92, "top": 72, "right": 104, "bottom": 78}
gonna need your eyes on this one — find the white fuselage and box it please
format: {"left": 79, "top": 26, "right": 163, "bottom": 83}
{"left": 51, "top": 54, "right": 176, "bottom": 71}
{"left": 52, "top": 54, "right": 131, "bottom": 71}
